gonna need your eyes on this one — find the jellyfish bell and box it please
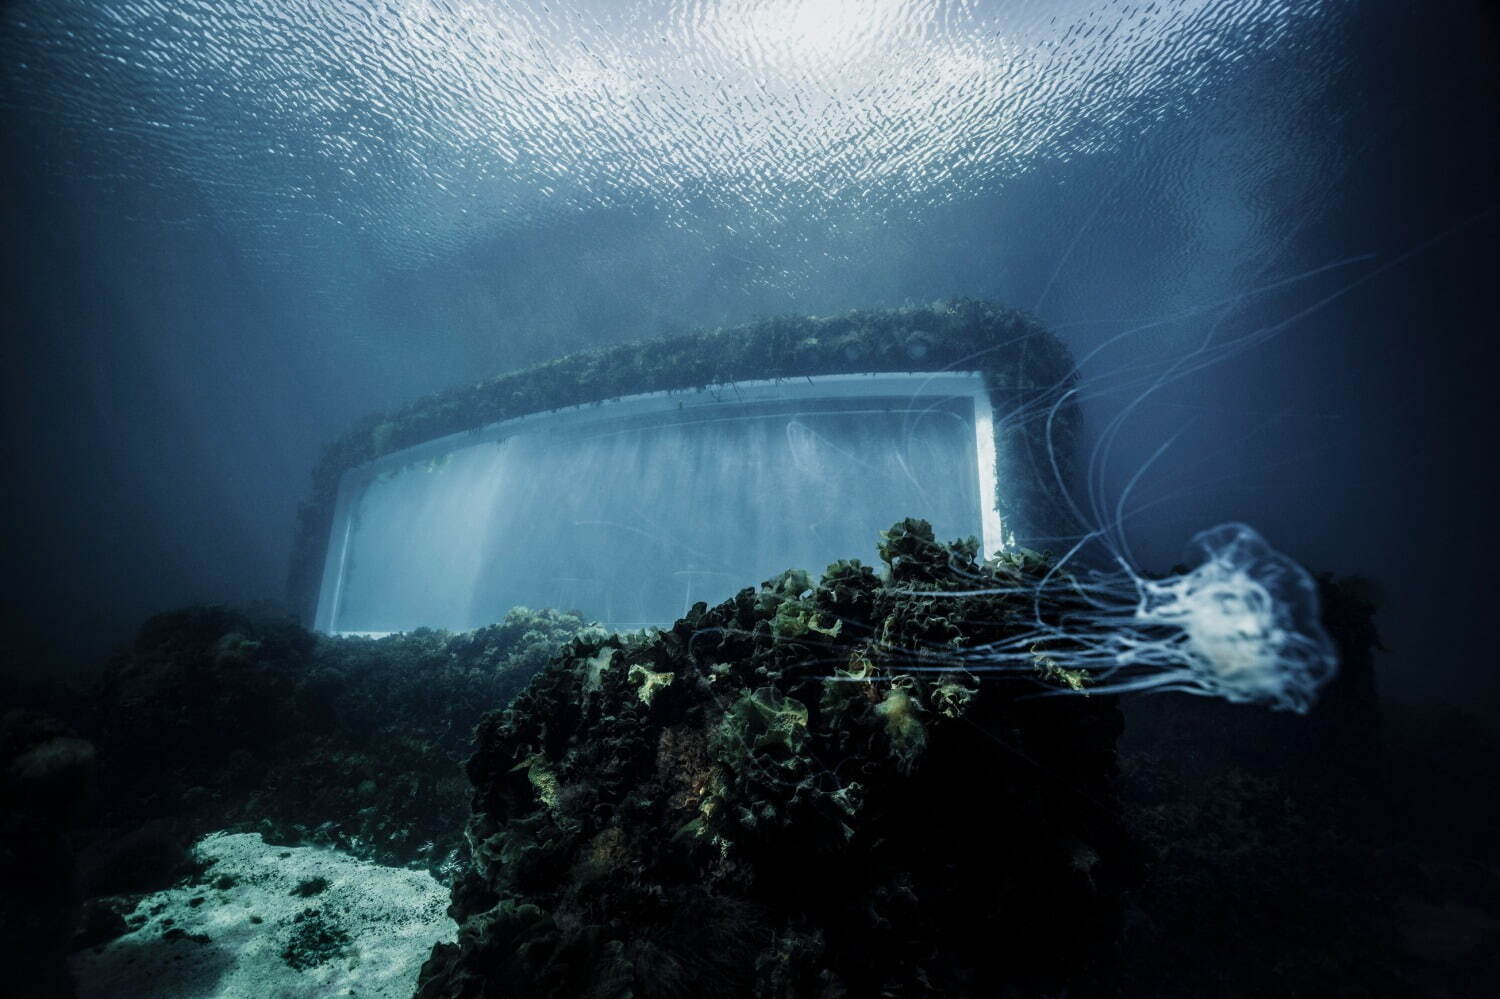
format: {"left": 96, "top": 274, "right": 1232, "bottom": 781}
{"left": 1129, "top": 523, "right": 1338, "bottom": 713}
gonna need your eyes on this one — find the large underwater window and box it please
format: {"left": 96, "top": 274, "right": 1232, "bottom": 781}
{"left": 315, "top": 372, "right": 1001, "bottom": 634}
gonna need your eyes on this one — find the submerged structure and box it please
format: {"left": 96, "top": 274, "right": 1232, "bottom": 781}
{"left": 291, "top": 300, "right": 1079, "bottom": 635}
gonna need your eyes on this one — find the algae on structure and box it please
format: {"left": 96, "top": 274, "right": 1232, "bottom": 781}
{"left": 289, "top": 300, "right": 1081, "bottom": 622}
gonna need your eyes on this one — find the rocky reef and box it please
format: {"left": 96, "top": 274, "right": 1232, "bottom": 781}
{"left": 4, "top": 605, "right": 592, "bottom": 997}
{"left": 9, "top": 516, "right": 1482, "bottom": 996}
{"left": 415, "top": 521, "right": 1129, "bottom": 998}
{"left": 76, "top": 605, "right": 595, "bottom": 897}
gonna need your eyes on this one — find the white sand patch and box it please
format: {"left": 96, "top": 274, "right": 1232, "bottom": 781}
{"left": 71, "top": 831, "right": 454, "bottom": 999}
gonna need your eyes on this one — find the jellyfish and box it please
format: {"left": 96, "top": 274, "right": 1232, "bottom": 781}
{"left": 994, "top": 523, "right": 1337, "bottom": 711}
{"left": 1128, "top": 523, "right": 1337, "bottom": 710}
{"left": 863, "top": 307, "right": 1348, "bottom": 713}
{"left": 862, "top": 520, "right": 1338, "bottom": 713}
{"left": 870, "top": 389, "right": 1342, "bottom": 712}
{"left": 860, "top": 259, "right": 1363, "bottom": 713}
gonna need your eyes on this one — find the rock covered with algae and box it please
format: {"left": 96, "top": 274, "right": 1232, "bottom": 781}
{"left": 415, "top": 520, "right": 1129, "bottom": 998}
{"left": 76, "top": 605, "right": 594, "bottom": 894}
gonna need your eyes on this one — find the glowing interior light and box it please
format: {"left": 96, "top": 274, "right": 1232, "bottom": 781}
{"left": 315, "top": 373, "right": 1004, "bottom": 635}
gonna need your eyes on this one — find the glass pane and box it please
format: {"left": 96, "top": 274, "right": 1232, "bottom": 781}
{"left": 323, "top": 375, "right": 993, "bottom": 633}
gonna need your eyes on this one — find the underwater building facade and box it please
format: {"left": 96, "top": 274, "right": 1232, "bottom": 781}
{"left": 293, "top": 301, "right": 1080, "bottom": 633}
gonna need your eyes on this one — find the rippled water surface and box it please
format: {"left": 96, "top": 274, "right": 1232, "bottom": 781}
{"left": 3, "top": 0, "right": 1343, "bottom": 257}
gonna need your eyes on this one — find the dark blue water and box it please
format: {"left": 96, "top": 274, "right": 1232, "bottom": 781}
{"left": 1, "top": 0, "right": 1496, "bottom": 711}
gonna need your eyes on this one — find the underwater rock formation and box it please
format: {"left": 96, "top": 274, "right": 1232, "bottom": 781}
{"left": 79, "top": 605, "right": 593, "bottom": 894}
{"left": 415, "top": 521, "right": 1128, "bottom": 998}
{"left": 11, "top": 515, "right": 1466, "bottom": 993}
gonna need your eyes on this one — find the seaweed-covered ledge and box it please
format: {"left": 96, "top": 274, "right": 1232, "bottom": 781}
{"left": 288, "top": 300, "right": 1080, "bottom": 622}
{"left": 414, "top": 520, "right": 1129, "bottom": 998}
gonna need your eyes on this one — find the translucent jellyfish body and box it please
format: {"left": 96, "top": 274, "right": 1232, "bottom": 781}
{"left": 954, "top": 522, "right": 1339, "bottom": 713}
{"left": 1109, "top": 523, "right": 1339, "bottom": 712}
